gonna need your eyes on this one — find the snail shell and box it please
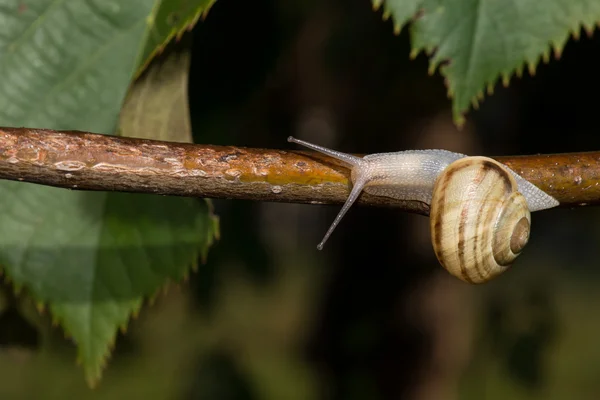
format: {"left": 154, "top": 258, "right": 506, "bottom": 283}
{"left": 430, "top": 156, "right": 531, "bottom": 283}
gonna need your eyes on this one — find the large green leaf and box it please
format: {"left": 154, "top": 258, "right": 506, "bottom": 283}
{"left": 0, "top": 0, "right": 218, "bottom": 385}
{"left": 136, "top": 0, "right": 216, "bottom": 76}
{"left": 375, "top": 0, "right": 600, "bottom": 124}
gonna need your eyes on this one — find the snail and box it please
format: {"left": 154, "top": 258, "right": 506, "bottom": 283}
{"left": 287, "top": 136, "right": 559, "bottom": 283}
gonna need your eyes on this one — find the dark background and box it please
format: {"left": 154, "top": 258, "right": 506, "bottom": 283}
{"left": 2, "top": 0, "right": 600, "bottom": 399}
{"left": 185, "top": 0, "right": 600, "bottom": 399}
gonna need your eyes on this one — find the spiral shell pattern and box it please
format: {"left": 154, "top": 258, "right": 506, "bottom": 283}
{"left": 430, "top": 156, "right": 531, "bottom": 284}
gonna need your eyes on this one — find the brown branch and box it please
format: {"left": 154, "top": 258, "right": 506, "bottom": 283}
{"left": 0, "top": 127, "right": 597, "bottom": 216}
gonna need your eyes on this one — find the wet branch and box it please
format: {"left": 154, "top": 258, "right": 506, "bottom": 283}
{"left": 0, "top": 127, "right": 598, "bottom": 216}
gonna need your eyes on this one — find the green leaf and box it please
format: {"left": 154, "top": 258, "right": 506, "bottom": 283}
{"left": 372, "top": 0, "right": 421, "bottom": 35}
{"left": 135, "top": 0, "right": 217, "bottom": 76}
{"left": 120, "top": 37, "right": 195, "bottom": 143}
{"left": 0, "top": 0, "right": 218, "bottom": 385}
{"left": 0, "top": 0, "right": 150, "bottom": 132}
{"left": 376, "top": 0, "right": 600, "bottom": 124}
{"left": 0, "top": 190, "right": 218, "bottom": 378}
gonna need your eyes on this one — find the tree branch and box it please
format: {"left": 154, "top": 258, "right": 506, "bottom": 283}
{"left": 0, "top": 127, "right": 597, "bottom": 216}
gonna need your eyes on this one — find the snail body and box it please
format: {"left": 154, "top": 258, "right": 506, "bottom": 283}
{"left": 287, "top": 136, "right": 559, "bottom": 283}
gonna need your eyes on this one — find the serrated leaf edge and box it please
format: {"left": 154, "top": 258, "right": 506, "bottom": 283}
{"left": 451, "top": 24, "right": 598, "bottom": 126}
{"left": 79, "top": 199, "right": 219, "bottom": 387}
{"left": 135, "top": 0, "right": 218, "bottom": 78}
{"left": 377, "top": 0, "right": 600, "bottom": 126}
{"left": 0, "top": 199, "right": 219, "bottom": 388}
{"left": 372, "top": 0, "right": 423, "bottom": 36}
